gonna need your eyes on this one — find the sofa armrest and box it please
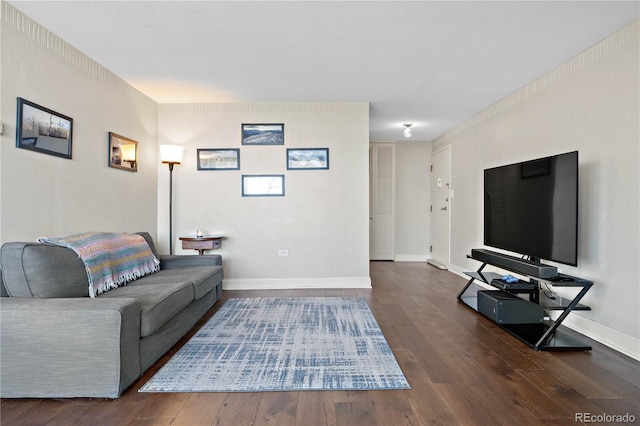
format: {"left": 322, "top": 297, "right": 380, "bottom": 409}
{"left": 159, "top": 254, "right": 222, "bottom": 269}
{"left": 1, "top": 297, "right": 141, "bottom": 398}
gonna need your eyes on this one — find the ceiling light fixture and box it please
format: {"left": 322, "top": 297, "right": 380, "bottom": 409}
{"left": 403, "top": 123, "right": 413, "bottom": 138}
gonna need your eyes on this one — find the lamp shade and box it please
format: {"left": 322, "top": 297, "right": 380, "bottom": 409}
{"left": 160, "top": 145, "right": 184, "bottom": 164}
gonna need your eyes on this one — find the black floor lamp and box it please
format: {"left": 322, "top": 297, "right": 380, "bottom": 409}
{"left": 160, "top": 145, "right": 184, "bottom": 255}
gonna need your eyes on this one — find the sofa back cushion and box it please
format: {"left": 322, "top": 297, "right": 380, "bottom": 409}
{"left": 0, "top": 242, "right": 89, "bottom": 297}
{"left": 136, "top": 232, "right": 160, "bottom": 259}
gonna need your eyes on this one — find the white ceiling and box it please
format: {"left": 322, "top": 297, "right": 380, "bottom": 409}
{"left": 8, "top": 1, "right": 639, "bottom": 142}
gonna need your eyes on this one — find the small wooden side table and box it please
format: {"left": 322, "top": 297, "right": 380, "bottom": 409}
{"left": 179, "top": 235, "right": 224, "bottom": 255}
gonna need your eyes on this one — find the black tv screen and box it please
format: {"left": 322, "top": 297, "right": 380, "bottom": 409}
{"left": 484, "top": 151, "right": 578, "bottom": 266}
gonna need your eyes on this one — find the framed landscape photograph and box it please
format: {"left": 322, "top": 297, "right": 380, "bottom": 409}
{"left": 16, "top": 97, "right": 73, "bottom": 159}
{"left": 109, "top": 132, "right": 138, "bottom": 172}
{"left": 242, "top": 174, "right": 285, "bottom": 197}
{"left": 198, "top": 148, "right": 240, "bottom": 170}
{"left": 287, "top": 148, "right": 329, "bottom": 170}
{"left": 241, "top": 123, "right": 284, "bottom": 145}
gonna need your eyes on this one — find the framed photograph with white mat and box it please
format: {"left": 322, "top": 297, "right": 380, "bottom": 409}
{"left": 16, "top": 97, "right": 73, "bottom": 159}
{"left": 287, "top": 148, "right": 329, "bottom": 170}
{"left": 197, "top": 148, "right": 240, "bottom": 170}
{"left": 242, "top": 174, "right": 285, "bottom": 197}
{"left": 241, "top": 124, "right": 284, "bottom": 145}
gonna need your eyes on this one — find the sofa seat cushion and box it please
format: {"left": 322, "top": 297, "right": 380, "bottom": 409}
{"left": 186, "top": 266, "right": 223, "bottom": 299}
{"left": 99, "top": 281, "right": 194, "bottom": 337}
{"left": 135, "top": 266, "right": 223, "bottom": 300}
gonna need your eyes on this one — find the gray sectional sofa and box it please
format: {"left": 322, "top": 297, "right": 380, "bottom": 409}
{"left": 0, "top": 232, "right": 223, "bottom": 398}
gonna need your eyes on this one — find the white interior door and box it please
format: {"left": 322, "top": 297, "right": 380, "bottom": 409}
{"left": 370, "top": 143, "right": 395, "bottom": 260}
{"left": 430, "top": 145, "right": 451, "bottom": 268}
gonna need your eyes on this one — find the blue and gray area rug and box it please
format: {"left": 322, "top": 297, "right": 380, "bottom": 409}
{"left": 140, "top": 297, "right": 410, "bottom": 392}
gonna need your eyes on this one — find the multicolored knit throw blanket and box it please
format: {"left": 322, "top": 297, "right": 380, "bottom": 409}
{"left": 38, "top": 232, "right": 160, "bottom": 297}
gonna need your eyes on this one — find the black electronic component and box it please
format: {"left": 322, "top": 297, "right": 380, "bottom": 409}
{"left": 471, "top": 248, "right": 558, "bottom": 279}
{"left": 477, "top": 290, "right": 545, "bottom": 324}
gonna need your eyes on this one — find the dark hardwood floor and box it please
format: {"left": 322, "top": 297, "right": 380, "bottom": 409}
{"left": 2, "top": 261, "right": 639, "bottom": 425}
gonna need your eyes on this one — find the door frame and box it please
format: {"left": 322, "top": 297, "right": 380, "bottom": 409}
{"left": 429, "top": 145, "right": 451, "bottom": 269}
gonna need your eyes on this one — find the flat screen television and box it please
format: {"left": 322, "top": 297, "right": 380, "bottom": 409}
{"left": 484, "top": 151, "right": 578, "bottom": 266}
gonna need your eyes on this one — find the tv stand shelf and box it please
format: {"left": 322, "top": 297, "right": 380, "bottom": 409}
{"left": 458, "top": 250, "right": 593, "bottom": 351}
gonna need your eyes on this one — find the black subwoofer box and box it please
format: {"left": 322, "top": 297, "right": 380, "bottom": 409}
{"left": 477, "top": 290, "right": 544, "bottom": 324}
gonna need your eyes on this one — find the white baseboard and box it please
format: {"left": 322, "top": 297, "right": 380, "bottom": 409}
{"left": 427, "top": 259, "right": 448, "bottom": 270}
{"left": 447, "top": 266, "right": 640, "bottom": 361}
{"left": 557, "top": 313, "right": 640, "bottom": 361}
{"left": 223, "top": 277, "right": 372, "bottom": 290}
{"left": 394, "top": 254, "right": 428, "bottom": 262}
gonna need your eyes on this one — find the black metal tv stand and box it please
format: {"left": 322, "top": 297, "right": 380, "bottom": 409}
{"left": 458, "top": 249, "right": 593, "bottom": 351}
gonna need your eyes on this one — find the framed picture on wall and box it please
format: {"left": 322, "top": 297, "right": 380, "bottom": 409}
{"left": 286, "top": 148, "right": 329, "bottom": 170}
{"left": 16, "top": 97, "right": 73, "bottom": 159}
{"left": 241, "top": 123, "right": 284, "bottom": 145}
{"left": 108, "top": 132, "right": 138, "bottom": 172}
{"left": 197, "top": 148, "right": 240, "bottom": 170}
{"left": 241, "top": 174, "right": 285, "bottom": 197}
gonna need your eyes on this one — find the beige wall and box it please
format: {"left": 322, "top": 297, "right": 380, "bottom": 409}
{"left": 433, "top": 21, "right": 639, "bottom": 358}
{"left": 395, "top": 140, "right": 431, "bottom": 261}
{"left": 0, "top": 4, "right": 159, "bottom": 243}
{"left": 157, "top": 103, "right": 371, "bottom": 289}
{"left": 1, "top": 3, "right": 370, "bottom": 290}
